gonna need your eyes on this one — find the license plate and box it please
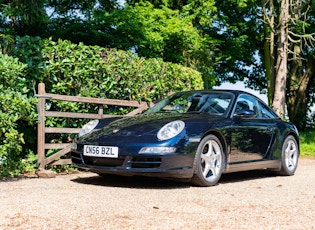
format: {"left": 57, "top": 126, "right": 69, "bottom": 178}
{"left": 83, "top": 145, "right": 118, "bottom": 158}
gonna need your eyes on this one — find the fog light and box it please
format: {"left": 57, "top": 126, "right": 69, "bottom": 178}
{"left": 139, "top": 147, "right": 176, "bottom": 154}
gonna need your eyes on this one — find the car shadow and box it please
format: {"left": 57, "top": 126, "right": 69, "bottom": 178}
{"left": 71, "top": 170, "right": 277, "bottom": 189}
{"left": 219, "top": 169, "right": 277, "bottom": 184}
{"left": 71, "top": 174, "right": 191, "bottom": 189}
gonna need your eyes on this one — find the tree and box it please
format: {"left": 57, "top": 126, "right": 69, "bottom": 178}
{"left": 208, "top": 0, "right": 315, "bottom": 129}
{"left": 263, "top": 0, "right": 315, "bottom": 128}
{"left": 44, "top": 0, "right": 120, "bottom": 45}
{"left": 272, "top": 0, "right": 289, "bottom": 118}
{"left": 93, "top": 1, "right": 218, "bottom": 87}
{"left": 286, "top": 1, "right": 315, "bottom": 129}
{"left": 206, "top": 1, "right": 266, "bottom": 89}
{"left": 0, "top": 0, "right": 219, "bottom": 87}
{"left": 0, "top": 0, "right": 48, "bottom": 36}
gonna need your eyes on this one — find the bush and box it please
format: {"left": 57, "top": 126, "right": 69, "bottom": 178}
{"left": 0, "top": 86, "right": 37, "bottom": 177}
{"left": 41, "top": 39, "right": 204, "bottom": 101}
{"left": 0, "top": 53, "right": 38, "bottom": 177}
{"left": 0, "top": 52, "right": 28, "bottom": 92}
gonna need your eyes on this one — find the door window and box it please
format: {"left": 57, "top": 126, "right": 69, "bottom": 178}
{"left": 233, "top": 95, "right": 260, "bottom": 118}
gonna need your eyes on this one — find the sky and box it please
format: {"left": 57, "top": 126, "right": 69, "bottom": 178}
{"left": 214, "top": 81, "right": 268, "bottom": 103}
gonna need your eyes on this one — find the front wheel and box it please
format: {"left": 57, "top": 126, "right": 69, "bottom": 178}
{"left": 191, "top": 135, "right": 225, "bottom": 186}
{"left": 278, "top": 135, "right": 299, "bottom": 176}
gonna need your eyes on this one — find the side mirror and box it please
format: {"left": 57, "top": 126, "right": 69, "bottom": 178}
{"left": 234, "top": 109, "right": 256, "bottom": 118}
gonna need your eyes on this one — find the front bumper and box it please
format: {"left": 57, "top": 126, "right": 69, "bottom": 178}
{"left": 71, "top": 150, "right": 195, "bottom": 179}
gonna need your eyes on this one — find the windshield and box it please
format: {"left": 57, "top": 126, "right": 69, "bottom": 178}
{"left": 145, "top": 91, "right": 233, "bottom": 116}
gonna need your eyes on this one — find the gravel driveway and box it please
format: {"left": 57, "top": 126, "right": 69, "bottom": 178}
{"left": 1, "top": 158, "right": 314, "bottom": 230}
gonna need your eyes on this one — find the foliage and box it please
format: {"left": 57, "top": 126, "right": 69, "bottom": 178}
{"left": 207, "top": 1, "right": 265, "bottom": 89}
{"left": 260, "top": 0, "right": 315, "bottom": 126}
{"left": 0, "top": 34, "right": 15, "bottom": 55}
{"left": 0, "top": 52, "right": 28, "bottom": 91}
{"left": 0, "top": 52, "right": 38, "bottom": 174}
{"left": 0, "top": 83, "right": 37, "bottom": 177}
{"left": 203, "top": 0, "right": 315, "bottom": 130}
{"left": 93, "top": 1, "right": 217, "bottom": 87}
{"left": 42, "top": 38, "right": 203, "bottom": 102}
{"left": 299, "top": 130, "right": 315, "bottom": 158}
{"left": 0, "top": 0, "right": 48, "bottom": 36}
{"left": 307, "top": 110, "right": 315, "bottom": 130}
{"left": 13, "top": 36, "right": 45, "bottom": 86}
{"left": 0, "top": 1, "right": 217, "bottom": 88}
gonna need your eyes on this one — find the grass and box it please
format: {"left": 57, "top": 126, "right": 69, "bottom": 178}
{"left": 299, "top": 129, "right": 315, "bottom": 158}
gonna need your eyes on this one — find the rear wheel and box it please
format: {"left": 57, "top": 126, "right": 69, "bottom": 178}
{"left": 191, "top": 135, "right": 225, "bottom": 186}
{"left": 278, "top": 135, "right": 299, "bottom": 176}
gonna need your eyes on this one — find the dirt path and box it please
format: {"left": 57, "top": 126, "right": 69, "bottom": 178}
{"left": 1, "top": 158, "right": 314, "bottom": 230}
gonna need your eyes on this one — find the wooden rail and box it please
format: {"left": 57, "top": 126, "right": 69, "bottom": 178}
{"left": 36, "top": 83, "right": 150, "bottom": 169}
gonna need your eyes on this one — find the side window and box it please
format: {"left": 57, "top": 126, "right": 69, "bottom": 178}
{"left": 234, "top": 95, "right": 260, "bottom": 118}
{"left": 259, "top": 101, "right": 278, "bottom": 119}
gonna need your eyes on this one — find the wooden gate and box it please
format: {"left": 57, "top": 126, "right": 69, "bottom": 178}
{"left": 36, "top": 83, "right": 150, "bottom": 169}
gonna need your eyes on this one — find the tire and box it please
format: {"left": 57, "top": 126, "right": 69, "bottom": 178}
{"left": 278, "top": 135, "right": 299, "bottom": 176}
{"left": 191, "top": 135, "right": 225, "bottom": 186}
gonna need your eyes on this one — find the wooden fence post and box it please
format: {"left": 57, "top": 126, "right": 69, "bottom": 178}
{"left": 37, "top": 83, "right": 46, "bottom": 168}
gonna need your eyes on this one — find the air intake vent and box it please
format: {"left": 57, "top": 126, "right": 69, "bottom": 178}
{"left": 130, "top": 157, "right": 162, "bottom": 168}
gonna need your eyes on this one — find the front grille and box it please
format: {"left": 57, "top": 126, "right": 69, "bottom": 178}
{"left": 129, "top": 157, "right": 162, "bottom": 168}
{"left": 83, "top": 156, "right": 125, "bottom": 167}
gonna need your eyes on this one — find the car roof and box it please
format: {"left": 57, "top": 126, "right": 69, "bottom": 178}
{"left": 181, "top": 89, "right": 257, "bottom": 97}
{"left": 176, "top": 89, "right": 268, "bottom": 104}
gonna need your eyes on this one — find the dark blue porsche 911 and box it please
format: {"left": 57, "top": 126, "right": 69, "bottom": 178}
{"left": 70, "top": 90, "right": 299, "bottom": 186}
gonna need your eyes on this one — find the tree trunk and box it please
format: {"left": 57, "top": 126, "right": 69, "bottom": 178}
{"left": 272, "top": 0, "right": 288, "bottom": 118}
{"left": 287, "top": 55, "right": 315, "bottom": 130}
{"left": 263, "top": 0, "right": 275, "bottom": 106}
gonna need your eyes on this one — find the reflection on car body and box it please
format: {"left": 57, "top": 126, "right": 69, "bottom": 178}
{"left": 71, "top": 90, "right": 299, "bottom": 186}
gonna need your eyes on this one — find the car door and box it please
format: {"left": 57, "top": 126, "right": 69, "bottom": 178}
{"left": 229, "top": 95, "right": 276, "bottom": 163}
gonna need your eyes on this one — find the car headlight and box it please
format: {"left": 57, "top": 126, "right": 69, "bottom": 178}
{"left": 78, "top": 120, "right": 99, "bottom": 137}
{"left": 157, "top": 120, "right": 185, "bottom": 140}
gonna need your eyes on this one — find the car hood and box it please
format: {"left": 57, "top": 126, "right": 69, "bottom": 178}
{"left": 79, "top": 113, "right": 225, "bottom": 142}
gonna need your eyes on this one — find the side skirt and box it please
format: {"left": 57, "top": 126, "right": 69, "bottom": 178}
{"left": 224, "top": 160, "right": 281, "bottom": 173}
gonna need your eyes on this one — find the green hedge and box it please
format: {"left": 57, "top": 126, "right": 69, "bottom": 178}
{"left": 0, "top": 53, "right": 38, "bottom": 177}
{"left": 41, "top": 38, "right": 203, "bottom": 101}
